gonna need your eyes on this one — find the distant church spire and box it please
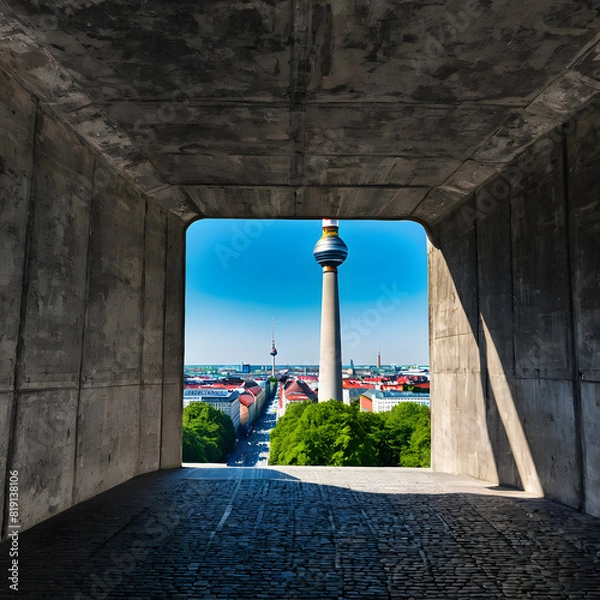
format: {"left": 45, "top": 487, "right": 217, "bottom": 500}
{"left": 270, "top": 318, "right": 278, "bottom": 377}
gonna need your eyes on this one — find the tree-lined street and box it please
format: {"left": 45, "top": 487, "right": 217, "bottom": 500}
{"left": 227, "top": 386, "right": 279, "bottom": 467}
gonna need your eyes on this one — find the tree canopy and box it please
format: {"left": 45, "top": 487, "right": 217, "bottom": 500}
{"left": 182, "top": 401, "right": 237, "bottom": 463}
{"left": 269, "top": 400, "right": 430, "bottom": 467}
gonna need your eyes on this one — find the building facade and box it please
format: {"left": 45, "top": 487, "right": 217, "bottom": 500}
{"left": 360, "top": 390, "right": 430, "bottom": 413}
{"left": 183, "top": 388, "right": 241, "bottom": 432}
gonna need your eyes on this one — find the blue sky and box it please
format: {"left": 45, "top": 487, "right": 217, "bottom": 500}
{"left": 185, "top": 219, "right": 429, "bottom": 366}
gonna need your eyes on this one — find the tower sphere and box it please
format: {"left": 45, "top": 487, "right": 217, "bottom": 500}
{"left": 313, "top": 235, "right": 348, "bottom": 268}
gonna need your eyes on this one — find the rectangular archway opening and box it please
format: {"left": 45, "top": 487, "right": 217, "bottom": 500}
{"left": 183, "top": 219, "right": 430, "bottom": 468}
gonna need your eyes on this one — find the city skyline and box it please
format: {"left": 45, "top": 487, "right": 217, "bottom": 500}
{"left": 185, "top": 219, "right": 429, "bottom": 366}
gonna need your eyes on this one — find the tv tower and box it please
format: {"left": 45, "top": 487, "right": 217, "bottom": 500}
{"left": 377, "top": 340, "right": 381, "bottom": 369}
{"left": 270, "top": 318, "right": 278, "bottom": 377}
{"left": 313, "top": 219, "right": 348, "bottom": 402}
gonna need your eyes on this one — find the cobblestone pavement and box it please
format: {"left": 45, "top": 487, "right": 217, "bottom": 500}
{"left": 2, "top": 467, "right": 600, "bottom": 599}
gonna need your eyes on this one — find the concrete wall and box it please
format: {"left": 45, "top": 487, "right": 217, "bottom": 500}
{"left": 2, "top": 46, "right": 599, "bottom": 538}
{"left": 0, "top": 68, "right": 185, "bottom": 539}
{"left": 429, "top": 100, "right": 600, "bottom": 517}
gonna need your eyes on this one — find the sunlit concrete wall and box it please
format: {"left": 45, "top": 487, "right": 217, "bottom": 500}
{"left": 429, "top": 100, "right": 600, "bottom": 517}
{"left": 0, "top": 69, "right": 184, "bottom": 539}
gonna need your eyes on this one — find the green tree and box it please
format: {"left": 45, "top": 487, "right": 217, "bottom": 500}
{"left": 182, "top": 426, "right": 208, "bottom": 462}
{"left": 397, "top": 405, "right": 431, "bottom": 467}
{"left": 383, "top": 403, "right": 431, "bottom": 467}
{"left": 269, "top": 401, "right": 311, "bottom": 464}
{"left": 270, "top": 400, "right": 431, "bottom": 468}
{"left": 182, "top": 401, "right": 236, "bottom": 463}
{"left": 357, "top": 410, "right": 389, "bottom": 465}
{"left": 270, "top": 401, "right": 377, "bottom": 466}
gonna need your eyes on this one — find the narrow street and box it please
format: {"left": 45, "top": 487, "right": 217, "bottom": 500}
{"left": 227, "top": 384, "right": 279, "bottom": 467}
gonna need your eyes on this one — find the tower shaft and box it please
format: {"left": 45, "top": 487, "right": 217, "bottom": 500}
{"left": 318, "top": 266, "right": 343, "bottom": 401}
{"left": 313, "top": 219, "right": 348, "bottom": 402}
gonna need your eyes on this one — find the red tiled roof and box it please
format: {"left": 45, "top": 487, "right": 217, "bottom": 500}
{"left": 239, "top": 392, "right": 255, "bottom": 407}
{"left": 343, "top": 380, "right": 362, "bottom": 388}
{"left": 284, "top": 379, "right": 317, "bottom": 401}
{"left": 344, "top": 380, "right": 376, "bottom": 389}
{"left": 286, "top": 393, "right": 310, "bottom": 402}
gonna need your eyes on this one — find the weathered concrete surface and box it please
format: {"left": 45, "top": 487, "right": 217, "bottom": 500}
{"left": 0, "top": 1, "right": 599, "bottom": 222}
{"left": 0, "top": 65, "right": 36, "bottom": 536}
{"left": 568, "top": 103, "right": 600, "bottom": 518}
{"left": 75, "top": 386, "right": 141, "bottom": 504}
{"left": 11, "top": 389, "right": 78, "bottom": 528}
{"left": 19, "top": 109, "right": 94, "bottom": 391}
{"left": 139, "top": 205, "right": 168, "bottom": 475}
{"left": 0, "top": 71, "right": 185, "bottom": 539}
{"left": 430, "top": 100, "right": 600, "bottom": 517}
{"left": 582, "top": 383, "right": 600, "bottom": 517}
{"left": 0, "top": 67, "right": 35, "bottom": 389}
{"left": 0, "top": 0, "right": 600, "bottom": 536}
{"left": 160, "top": 214, "right": 185, "bottom": 469}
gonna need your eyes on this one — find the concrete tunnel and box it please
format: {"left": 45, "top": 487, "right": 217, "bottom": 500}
{"left": 0, "top": 1, "right": 599, "bottom": 539}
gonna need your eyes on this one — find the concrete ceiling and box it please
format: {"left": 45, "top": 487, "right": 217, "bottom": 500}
{"left": 1, "top": 0, "right": 599, "bottom": 224}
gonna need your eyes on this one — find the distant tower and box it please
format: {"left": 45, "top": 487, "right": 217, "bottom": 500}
{"left": 314, "top": 219, "right": 348, "bottom": 401}
{"left": 377, "top": 341, "right": 381, "bottom": 369}
{"left": 270, "top": 318, "right": 278, "bottom": 377}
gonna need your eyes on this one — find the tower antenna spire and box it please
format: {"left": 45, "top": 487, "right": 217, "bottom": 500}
{"left": 270, "top": 317, "right": 278, "bottom": 377}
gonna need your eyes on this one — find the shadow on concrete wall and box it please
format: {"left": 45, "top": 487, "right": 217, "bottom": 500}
{"left": 429, "top": 100, "right": 600, "bottom": 514}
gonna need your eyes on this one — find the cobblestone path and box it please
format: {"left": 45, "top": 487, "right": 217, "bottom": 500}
{"left": 1, "top": 467, "right": 599, "bottom": 599}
